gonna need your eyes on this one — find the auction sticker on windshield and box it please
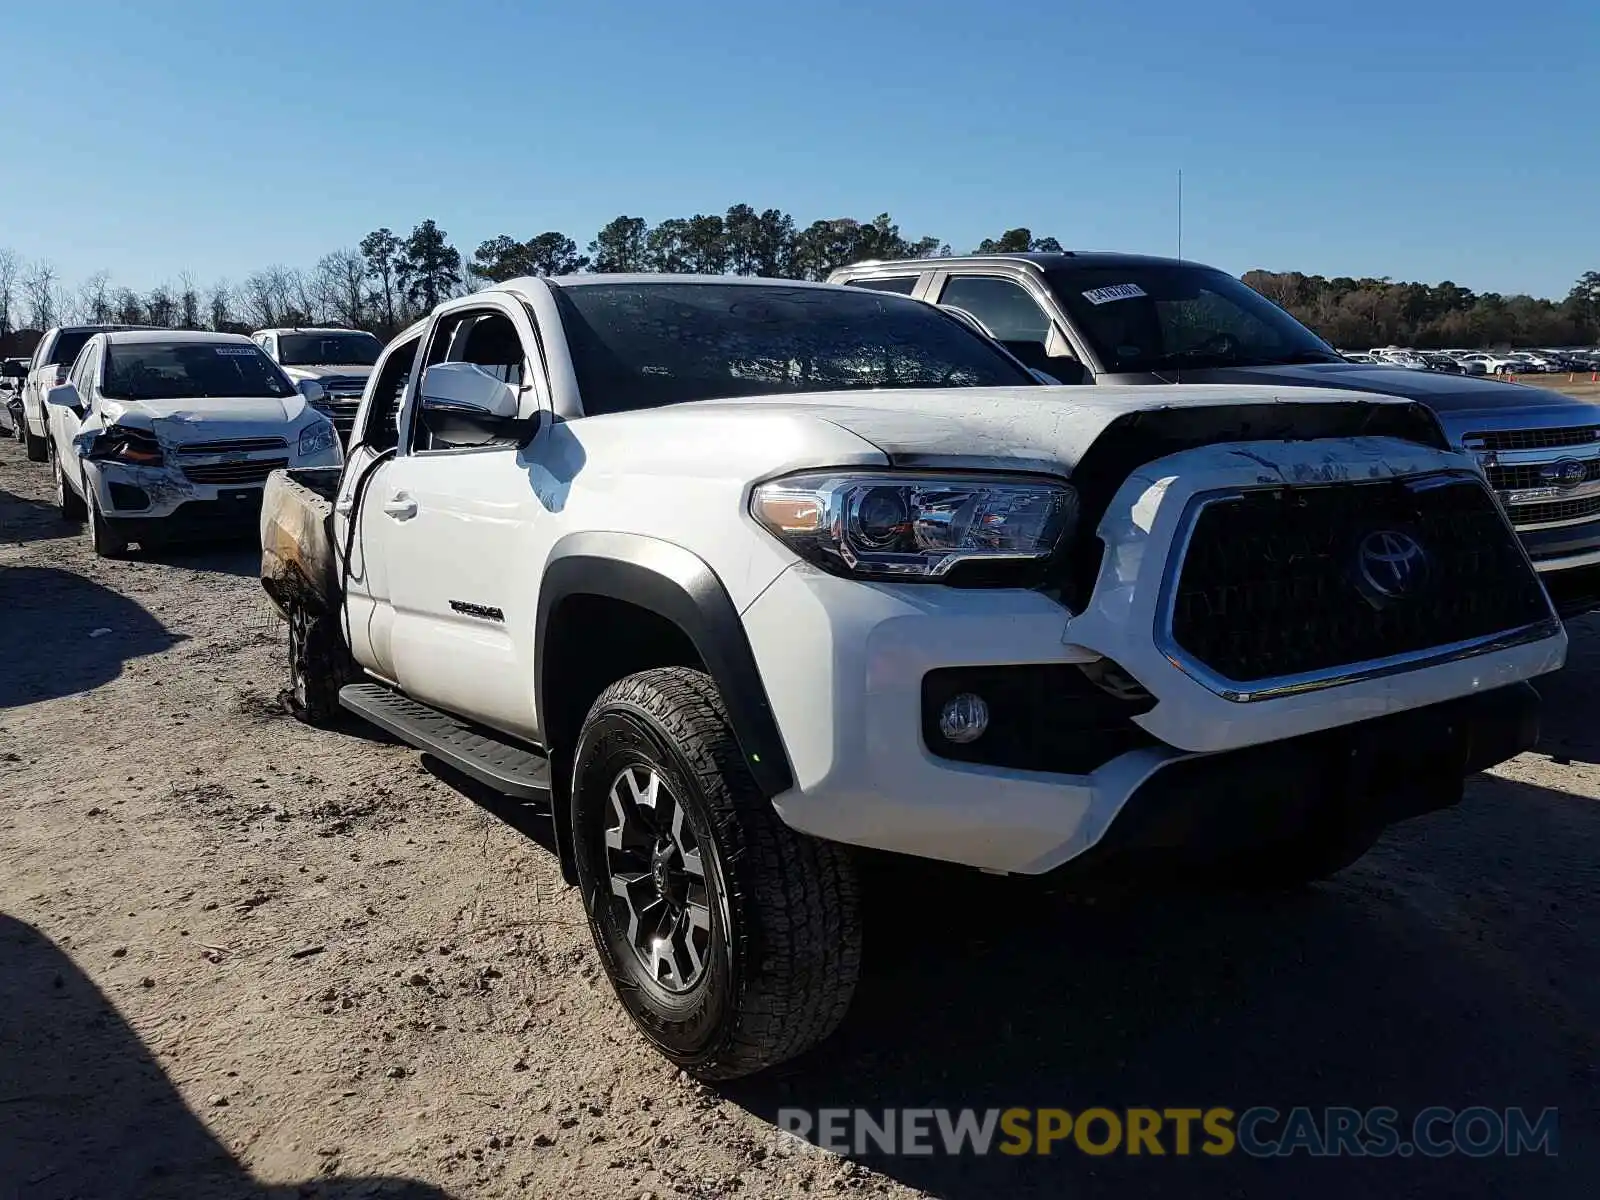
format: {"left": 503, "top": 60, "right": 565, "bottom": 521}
{"left": 215, "top": 347, "right": 258, "bottom": 355}
{"left": 1082, "top": 283, "right": 1147, "bottom": 305}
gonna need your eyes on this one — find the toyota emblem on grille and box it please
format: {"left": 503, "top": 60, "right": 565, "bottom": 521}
{"left": 1355, "top": 530, "right": 1429, "bottom": 603}
{"left": 1540, "top": 458, "right": 1587, "bottom": 489}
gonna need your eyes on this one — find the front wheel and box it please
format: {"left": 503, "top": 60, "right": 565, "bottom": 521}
{"left": 571, "top": 667, "right": 861, "bottom": 1080}
{"left": 87, "top": 492, "right": 129, "bottom": 559}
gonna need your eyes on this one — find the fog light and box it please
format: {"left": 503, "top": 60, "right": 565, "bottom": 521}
{"left": 938, "top": 693, "right": 989, "bottom": 744}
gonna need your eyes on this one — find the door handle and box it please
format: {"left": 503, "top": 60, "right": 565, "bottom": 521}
{"left": 335, "top": 496, "right": 354, "bottom": 516}
{"left": 382, "top": 493, "right": 418, "bottom": 521}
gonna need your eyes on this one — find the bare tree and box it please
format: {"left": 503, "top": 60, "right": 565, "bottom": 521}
{"left": 315, "top": 248, "right": 367, "bottom": 329}
{"left": 286, "top": 267, "right": 320, "bottom": 327}
{"left": 0, "top": 248, "right": 20, "bottom": 336}
{"left": 178, "top": 271, "right": 202, "bottom": 329}
{"left": 145, "top": 283, "right": 177, "bottom": 328}
{"left": 239, "top": 270, "right": 283, "bottom": 329}
{"left": 79, "top": 271, "right": 114, "bottom": 324}
{"left": 22, "top": 260, "right": 59, "bottom": 329}
{"left": 113, "top": 288, "right": 144, "bottom": 326}
{"left": 206, "top": 278, "right": 234, "bottom": 331}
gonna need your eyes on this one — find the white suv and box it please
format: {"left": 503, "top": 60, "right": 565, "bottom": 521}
{"left": 45, "top": 330, "right": 341, "bottom": 556}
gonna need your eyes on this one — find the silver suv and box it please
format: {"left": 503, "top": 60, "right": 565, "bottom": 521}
{"left": 831, "top": 252, "right": 1600, "bottom": 616}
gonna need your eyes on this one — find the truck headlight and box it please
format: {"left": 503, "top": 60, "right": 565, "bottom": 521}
{"left": 298, "top": 420, "right": 337, "bottom": 459}
{"left": 751, "top": 471, "right": 1076, "bottom": 584}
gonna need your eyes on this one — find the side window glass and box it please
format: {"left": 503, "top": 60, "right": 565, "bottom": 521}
{"left": 358, "top": 336, "right": 419, "bottom": 453}
{"left": 69, "top": 346, "right": 95, "bottom": 398}
{"left": 847, "top": 276, "right": 919, "bottom": 295}
{"left": 412, "top": 309, "right": 528, "bottom": 452}
{"left": 937, "top": 276, "right": 1051, "bottom": 344}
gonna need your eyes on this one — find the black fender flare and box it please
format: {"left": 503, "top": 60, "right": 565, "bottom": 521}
{"left": 534, "top": 531, "right": 795, "bottom": 878}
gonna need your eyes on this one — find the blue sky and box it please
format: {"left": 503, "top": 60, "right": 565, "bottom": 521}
{"left": 1, "top": 0, "right": 1595, "bottom": 299}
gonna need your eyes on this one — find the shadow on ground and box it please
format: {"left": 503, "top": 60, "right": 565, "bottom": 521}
{"left": 1532, "top": 612, "right": 1600, "bottom": 767}
{"left": 715, "top": 773, "right": 1599, "bottom": 1198}
{"left": 0, "top": 484, "right": 68, "bottom": 546}
{"left": 0, "top": 566, "right": 183, "bottom": 708}
{"left": 138, "top": 542, "right": 262, "bottom": 579}
{"left": 0, "top": 914, "right": 455, "bottom": 1199}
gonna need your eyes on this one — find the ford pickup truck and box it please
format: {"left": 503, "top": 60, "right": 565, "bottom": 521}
{"left": 253, "top": 327, "right": 384, "bottom": 446}
{"left": 830, "top": 252, "right": 1600, "bottom": 616}
{"left": 259, "top": 274, "right": 1565, "bottom": 1079}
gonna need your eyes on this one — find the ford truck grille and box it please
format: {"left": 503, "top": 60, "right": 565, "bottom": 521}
{"left": 1486, "top": 460, "right": 1600, "bottom": 491}
{"left": 312, "top": 378, "right": 364, "bottom": 441}
{"left": 1166, "top": 475, "right": 1551, "bottom": 687}
{"left": 1466, "top": 426, "right": 1600, "bottom": 452}
{"left": 1505, "top": 493, "right": 1600, "bottom": 528}
{"left": 183, "top": 457, "right": 289, "bottom": 485}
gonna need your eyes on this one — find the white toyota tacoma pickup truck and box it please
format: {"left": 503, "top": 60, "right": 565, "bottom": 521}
{"left": 259, "top": 274, "right": 1566, "bottom": 1079}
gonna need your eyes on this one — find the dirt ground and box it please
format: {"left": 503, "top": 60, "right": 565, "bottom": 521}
{"left": 2, "top": 430, "right": 1598, "bottom": 1199}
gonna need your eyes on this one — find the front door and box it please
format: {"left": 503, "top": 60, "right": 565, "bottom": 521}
{"left": 378, "top": 300, "right": 549, "bottom": 740}
{"left": 336, "top": 330, "right": 422, "bottom": 682}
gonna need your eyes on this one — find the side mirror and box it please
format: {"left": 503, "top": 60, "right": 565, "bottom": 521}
{"left": 297, "top": 379, "right": 326, "bottom": 405}
{"left": 419, "top": 361, "right": 530, "bottom": 447}
{"left": 46, "top": 383, "right": 83, "bottom": 412}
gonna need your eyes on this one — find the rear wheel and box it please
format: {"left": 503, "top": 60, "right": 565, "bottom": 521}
{"left": 50, "top": 440, "right": 86, "bottom": 521}
{"left": 282, "top": 598, "right": 352, "bottom": 726}
{"left": 571, "top": 667, "right": 861, "bottom": 1080}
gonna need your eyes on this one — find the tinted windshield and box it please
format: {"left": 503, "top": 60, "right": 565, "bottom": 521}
{"left": 103, "top": 341, "right": 295, "bottom": 401}
{"left": 555, "top": 283, "right": 1034, "bottom": 415}
{"left": 1044, "top": 265, "right": 1341, "bottom": 373}
{"left": 277, "top": 332, "right": 383, "bottom": 366}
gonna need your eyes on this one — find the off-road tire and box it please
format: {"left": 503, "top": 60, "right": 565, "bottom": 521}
{"left": 86, "top": 492, "right": 129, "bottom": 559}
{"left": 24, "top": 425, "right": 47, "bottom": 462}
{"left": 282, "top": 598, "right": 354, "bottom": 727}
{"left": 50, "top": 440, "right": 86, "bottom": 521}
{"left": 571, "top": 666, "right": 861, "bottom": 1080}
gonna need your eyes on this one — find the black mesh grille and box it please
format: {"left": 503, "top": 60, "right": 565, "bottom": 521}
{"left": 182, "top": 458, "right": 288, "bottom": 484}
{"left": 1168, "top": 475, "right": 1550, "bottom": 685}
{"left": 1486, "top": 460, "right": 1600, "bottom": 491}
{"left": 1506, "top": 493, "right": 1600, "bottom": 526}
{"left": 1466, "top": 426, "right": 1600, "bottom": 452}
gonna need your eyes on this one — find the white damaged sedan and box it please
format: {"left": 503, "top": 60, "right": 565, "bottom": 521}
{"left": 44, "top": 330, "right": 343, "bottom": 557}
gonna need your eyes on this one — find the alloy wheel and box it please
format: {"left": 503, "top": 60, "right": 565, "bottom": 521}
{"left": 287, "top": 604, "right": 310, "bottom": 709}
{"left": 603, "top": 763, "right": 713, "bottom": 992}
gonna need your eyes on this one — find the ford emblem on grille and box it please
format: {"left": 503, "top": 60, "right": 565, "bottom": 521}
{"left": 1355, "top": 529, "right": 1429, "bottom": 604}
{"left": 1540, "top": 458, "right": 1587, "bottom": 489}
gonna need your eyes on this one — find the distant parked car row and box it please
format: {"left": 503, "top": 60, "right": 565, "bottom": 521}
{"left": 1342, "top": 347, "right": 1600, "bottom": 376}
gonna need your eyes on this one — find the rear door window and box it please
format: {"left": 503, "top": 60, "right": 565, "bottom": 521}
{"left": 846, "top": 276, "right": 920, "bottom": 295}
{"left": 47, "top": 330, "right": 95, "bottom": 367}
{"left": 937, "top": 276, "right": 1052, "bottom": 344}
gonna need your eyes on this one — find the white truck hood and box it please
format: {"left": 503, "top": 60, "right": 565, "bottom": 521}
{"left": 678, "top": 383, "right": 1436, "bottom": 477}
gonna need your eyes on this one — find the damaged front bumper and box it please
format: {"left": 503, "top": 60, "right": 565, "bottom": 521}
{"left": 74, "top": 427, "right": 340, "bottom": 549}
{"left": 745, "top": 436, "right": 1566, "bottom": 874}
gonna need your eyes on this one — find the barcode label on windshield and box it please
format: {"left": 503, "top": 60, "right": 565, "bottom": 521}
{"left": 215, "top": 347, "right": 257, "bottom": 356}
{"left": 1082, "top": 283, "right": 1147, "bottom": 305}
